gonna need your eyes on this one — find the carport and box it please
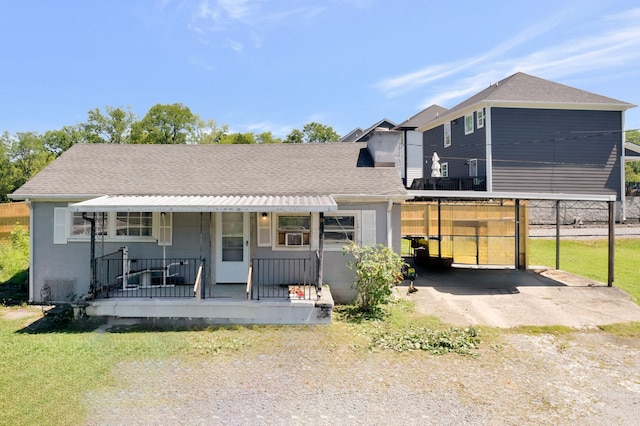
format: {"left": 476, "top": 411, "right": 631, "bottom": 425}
{"left": 404, "top": 191, "right": 617, "bottom": 286}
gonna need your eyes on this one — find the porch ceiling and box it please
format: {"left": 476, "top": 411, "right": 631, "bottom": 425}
{"left": 69, "top": 195, "right": 338, "bottom": 213}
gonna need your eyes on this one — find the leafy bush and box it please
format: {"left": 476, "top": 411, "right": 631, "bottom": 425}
{"left": 0, "top": 225, "right": 29, "bottom": 283}
{"left": 343, "top": 243, "right": 406, "bottom": 313}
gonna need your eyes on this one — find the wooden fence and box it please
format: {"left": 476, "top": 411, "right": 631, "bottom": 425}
{"left": 0, "top": 202, "right": 30, "bottom": 240}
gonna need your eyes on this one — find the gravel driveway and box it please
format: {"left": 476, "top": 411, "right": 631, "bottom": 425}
{"left": 82, "top": 223, "right": 640, "bottom": 424}
{"left": 83, "top": 326, "right": 640, "bottom": 425}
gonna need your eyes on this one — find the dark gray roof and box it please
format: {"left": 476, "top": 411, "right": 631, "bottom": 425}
{"left": 339, "top": 128, "right": 363, "bottom": 142}
{"left": 445, "top": 72, "right": 635, "bottom": 117}
{"left": 396, "top": 105, "right": 448, "bottom": 129}
{"left": 348, "top": 118, "right": 396, "bottom": 142}
{"left": 12, "top": 143, "right": 408, "bottom": 199}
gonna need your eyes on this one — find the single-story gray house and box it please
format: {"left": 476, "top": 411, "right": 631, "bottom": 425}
{"left": 9, "top": 142, "right": 410, "bottom": 324}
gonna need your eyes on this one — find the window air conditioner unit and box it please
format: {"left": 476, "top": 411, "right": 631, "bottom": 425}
{"left": 286, "top": 233, "right": 304, "bottom": 246}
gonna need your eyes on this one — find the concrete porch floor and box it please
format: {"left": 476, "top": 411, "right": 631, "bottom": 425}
{"left": 84, "top": 285, "right": 334, "bottom": 325}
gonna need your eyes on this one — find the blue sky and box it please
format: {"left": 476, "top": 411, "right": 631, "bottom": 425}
{"left": 1, "top": 0, "right": 639, "bottom": 138}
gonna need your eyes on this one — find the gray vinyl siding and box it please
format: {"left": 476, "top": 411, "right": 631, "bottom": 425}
{"left": 30, "top": 203, "right": 213, "bottom": 302}
{"left": 30, "top": 201, "right": 400, "bottom": 304}
{"left": 252, "top": 202, "right": 401, "bottom": 304}
{"left": 491, "top": 108, "right": 622, "bottom": 197}
{"left": 423, "top": 112, "right": 487, "bottom": 178}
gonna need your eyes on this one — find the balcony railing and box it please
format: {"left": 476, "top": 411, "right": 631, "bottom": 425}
{"left": 250, "top": 257, "right": 318, "bottom": 300}
{"left": 410, "top": 177, "right": 486, "bottom": 191}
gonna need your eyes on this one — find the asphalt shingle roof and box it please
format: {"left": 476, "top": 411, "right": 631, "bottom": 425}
{"left": 12, "top": 143, "right": 408, "bottom": 199}
{"left": 446, "top": 72, "right": 635, "bottom": 117}
{"left": 396, "top": 105, "right": 448, "bottom": 129}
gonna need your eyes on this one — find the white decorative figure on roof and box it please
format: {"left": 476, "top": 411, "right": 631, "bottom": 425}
{"left": 431, "top": 152, "right": 441, "bottom": 177}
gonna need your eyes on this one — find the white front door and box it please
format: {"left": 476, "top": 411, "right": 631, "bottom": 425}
{"left": 215, "top": 212, "right": 249, "bottom": 283}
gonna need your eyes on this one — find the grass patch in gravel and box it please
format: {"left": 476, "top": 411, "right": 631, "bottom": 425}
{"left": 335, "top": 299, "right": 482, "bottom": 356}
{"left": 597, "top": 321, "right": 640, "bottom": 337}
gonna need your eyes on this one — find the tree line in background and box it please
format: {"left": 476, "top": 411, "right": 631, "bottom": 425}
{"left": 0, "top": 103, "right": 341, "bottom": 202}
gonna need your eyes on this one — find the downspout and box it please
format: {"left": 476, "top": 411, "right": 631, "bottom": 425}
{"left": 387, "top": 198, "right": 393, "bottom": 249}
{"left": 26, "top": 198, "right": 34, "bottom": 303}
{"left": 82, "top": 213, "right": 96, "bottom": 297}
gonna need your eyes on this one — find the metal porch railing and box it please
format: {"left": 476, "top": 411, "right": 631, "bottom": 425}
{"left": 94, "top": 249, "right": 201, "bottom": 299}
{"left": 250, "top": 257, "right": 318, "bottom": 300}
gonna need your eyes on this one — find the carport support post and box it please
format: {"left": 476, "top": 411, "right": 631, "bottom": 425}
{"left": 514, "top": 199, "right": 520, "bottom": 270}
{"left": 608, "top": 201, "right": 614, "bottom": 287}
{"left": 556, "top": 200, "right": 560, "bottom": 270}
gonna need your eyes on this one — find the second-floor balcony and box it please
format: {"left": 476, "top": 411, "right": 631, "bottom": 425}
{"left": 410, "top": 176, "right": 487, "bottom": 191}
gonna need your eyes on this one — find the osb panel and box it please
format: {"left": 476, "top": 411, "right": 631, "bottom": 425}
{"left": 402, "top": 201, "right": 528, "bottom": 267}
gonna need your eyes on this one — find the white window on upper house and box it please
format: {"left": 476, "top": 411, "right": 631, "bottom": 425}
{"left": 441, "top": 162, "right": 449, "bottom": 178}
{"left": 476, "top": 109, "right": 484, "bottom": 128}
{"left": 464, "top": 114, "right": 474, "bottom": 135}
{"left": 444, "top": 122, "right": 451, "bottom": 147}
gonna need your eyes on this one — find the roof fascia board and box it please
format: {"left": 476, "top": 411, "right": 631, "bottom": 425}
{"left": 332, "top": 194, "right": 413, "bottom": 203}
{"left": 8, "top": 194, "right": 100, "bottom": 201}
{"left": 418, "top": 100, "right": 634, "bottom": 132}
{"left": 407, "top": 190, "right": 616, "bottom": 202}
{"left": 625, "top": 142, "right": 640, "bottom": 154}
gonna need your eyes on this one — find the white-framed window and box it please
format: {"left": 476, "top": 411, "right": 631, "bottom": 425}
{"left": 444, "top": 122, "right": 451, "bottom": 147}
{"left": 257, "top": 212, "right": 272, "bottom": 247}
{"left": 63, "top": 208, "right": 169, "bottom": 244}
{"left": 323, "top": 211, "right": 358, "bottom": 249}
{"left": 441, "top": 162, "right": 449, "bottom": 177}
{"left": 275, "top": 213, "right": 311, "bottom": 249}
{"left": 116, "top": 212, "right": 152, "bottom": 236}
{"left": 153, "top": 212, "right": 172, "bottom": 246}
{"left": 476, "top": 109, "right": 484, "bottom": 128}
{"left": 464, "top": 114, "right": 474, "bottom": 135}
{"left": 70, "top": 212, "right": 108, "bottom": 237}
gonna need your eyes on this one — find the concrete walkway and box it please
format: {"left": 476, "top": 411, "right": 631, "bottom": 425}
{"left": 396, "top": 263, "right": 640, "bottom": 328}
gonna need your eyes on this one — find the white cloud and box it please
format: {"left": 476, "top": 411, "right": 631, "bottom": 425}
{"left": 245, "top": 121, "right": 293, "bottom": 137}
{"left": 388, "top": 6, "right": 640, "bottom": 109}
{"left": 377, "top": 10, "right": 569, "bottom": 99}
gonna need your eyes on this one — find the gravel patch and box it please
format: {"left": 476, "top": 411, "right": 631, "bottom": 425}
{"left": 83, "top": 328, "right": 640, "bottom": 425}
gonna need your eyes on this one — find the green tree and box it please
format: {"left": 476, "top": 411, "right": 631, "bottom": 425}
{"left": 284, "top": 128, "right": 304, "bottom": 143}
{"left": 132, "top": 103, "right": 197, "bottom": 144}
{"left": 83, "top": 106, "right": 136, "bottom": 144}
{"left": 626, "top": 129, "right": 640, "bottom": 182}
{"left": 302, "top": 122, "right": 340, "bottom": 143}
{"left": 285, "top": 122, "right": 339, "bottom": 143}
{"left": 191, "top": 117, "right": 229, "bottom": 144}
{"left": 255, "top": 131, "right": 281, "bottom": 144}
{"left": 42, "top": 125, "right": 84, "bottom": 157}
{"left": 10, "top": 132, "right": 54, "bottom": 186}
{"left": 0, "top": 132, "right": 13, "bottom": 202}
{"left": 218, "top": 132, "right": 256, "bottom": 144}
{"left": 343, "top": 243, "right": 406, "bottom": 313}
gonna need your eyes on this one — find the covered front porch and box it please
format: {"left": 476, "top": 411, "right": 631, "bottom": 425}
{"left": 71, "top": 194, "right": 339, "bottom": 324}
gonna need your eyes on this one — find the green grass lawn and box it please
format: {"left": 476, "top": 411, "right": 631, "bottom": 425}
{"left": 528, "top": 238, "right": 640, "bottom": 303}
